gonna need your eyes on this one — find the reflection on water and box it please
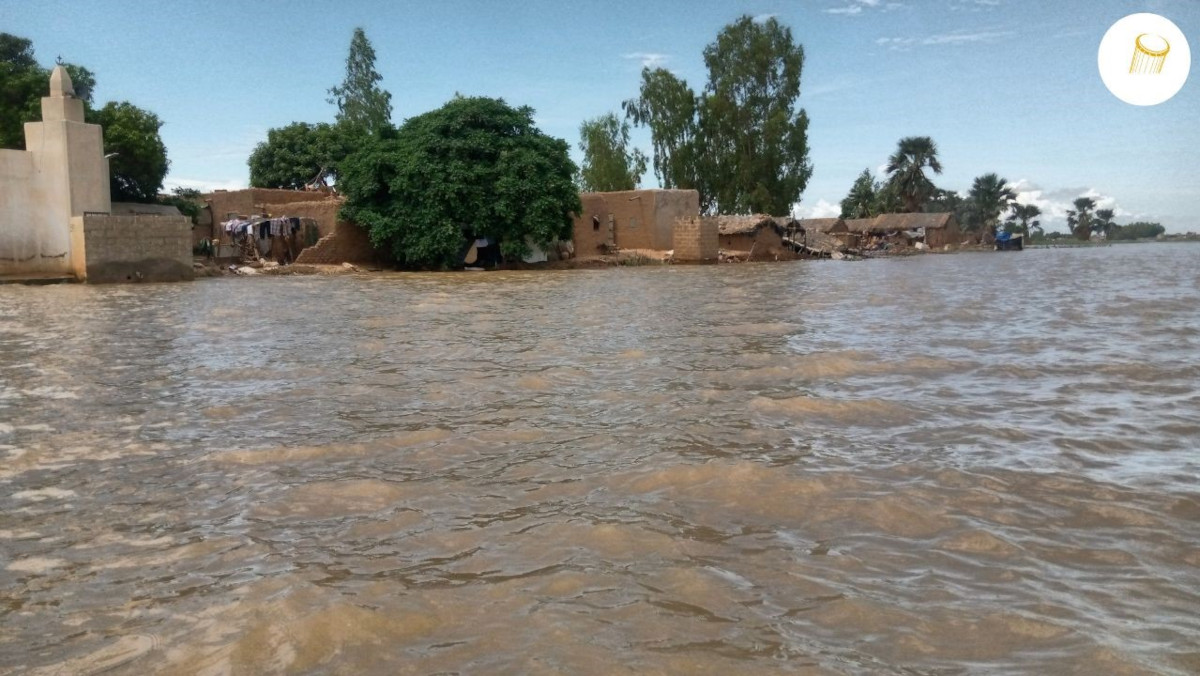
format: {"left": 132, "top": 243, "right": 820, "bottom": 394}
{"left": 2, "top": 244, "right": 1199, "bottom": 674}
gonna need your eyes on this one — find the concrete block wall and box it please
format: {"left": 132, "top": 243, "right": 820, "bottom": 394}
{"left": 673, "top": 217, "right": 718, "bottom": 262}
{"left": 294, "top": 220, "right": 378, "bottom": 265}
{"left": 79, "top": 214, "right": 193, "bottom": 283}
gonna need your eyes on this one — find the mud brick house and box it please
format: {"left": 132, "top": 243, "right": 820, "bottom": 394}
{"left": 572, "top": 189, "right": 699, "bottom": 256}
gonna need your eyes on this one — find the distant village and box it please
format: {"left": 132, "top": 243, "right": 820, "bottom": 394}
{"left": 0, "top": 21, "right": 1185, "bottom": 286}
{"left": 187, "top": 184, "right": 974, "bottom": 276}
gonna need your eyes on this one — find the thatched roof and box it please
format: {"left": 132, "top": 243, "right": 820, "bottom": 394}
{"left": 708, "top": 214, "right": 779, "bottom": 236}
{"left": 799, "top": 217, "right": 846, "bottom": 233}
{"left": 846, "top": 212, "right": 957, "bottom": 234}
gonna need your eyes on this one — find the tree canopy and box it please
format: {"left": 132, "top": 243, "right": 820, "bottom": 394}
{"left": 248, "top": 122, "right": 357, "bottom": 189}
{"left": 966, "top": 173, "right": 1016, "bottom": 242}
{"left": 338, "top": 96, "right": 580, "bottom": 268}
{"left": 1067, "top": 197, "right": 1096, "bottom": 241}
{"left": 1109, "top": 221, "right": 1164, "bottom": 240}
{"left": 623, "top": 68, "right": 701, "bottom": 193}
{"left": 624, "top": 15, "right": 812, "bottom": 215}
{"left": 700, "top": 15, "right": 812, "bottom": 215}
{"left": 88, "top": 102, "right": 170, "bottom": 203}
{"left": 1004, "top": 203, "right": 1042, "bottom": 239}
{"left": 2, "top": 32, "right": 168, "bottom": 203}
{"left": 1093, "top": 208, "right": 1117, "bottom": 238}
{"left": 577, "top": 112, "right": 647, "bottom": 192}
{"left": 885, "top": 136, "right": 943, "bottom": 213}
{"left": 327, "top": 28, "right": 393, "bottom": 135}
{"left": 840, "top": 169, "right": 878, "bottom": 219}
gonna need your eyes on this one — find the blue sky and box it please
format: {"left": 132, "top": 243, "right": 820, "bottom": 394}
{"left": 3, "top": 0, "right": 1197, "bottom": 231}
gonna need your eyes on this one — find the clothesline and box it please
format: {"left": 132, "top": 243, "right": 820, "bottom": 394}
{"left": 220, "top": 217, "right": 303, "bottom": 239}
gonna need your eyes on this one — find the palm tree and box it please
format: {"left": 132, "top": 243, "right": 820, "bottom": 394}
{"left": 1066, "top": 197, "right": 1096, "bottom": 241}
{"left": 885, "top": 136, "right": 943, "bottom": 213}
{"left": 967, "top": 173, "right": 1016, "bottom": 243}
{"left": 1094, "top": 208, "right": 1116, "bottom": 239}
{"left": 1004, "top": 203, "right": 1042, "bottom": 241}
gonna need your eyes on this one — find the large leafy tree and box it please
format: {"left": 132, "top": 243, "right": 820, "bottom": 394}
{"left": 840, "top": 168, "right": 879, "bottom": 219}
{"left": 623, "top": 68, "right": 701, "bottom": 193}
{"left": 624, "top": 15, "right": 812, "bottom": 215}
{"left": 700, "top": 15, "right": 812, "bottom": 215}
{"left": 248, "top": 122, "right": 356, "bottom": 189}
{"left": 339, "top": 96, "right": 580, "bottom": 268}
{"left": 0, "top": 33, "right": 94, "bottom": 149}
{"left": 327, "top": 27, "right": 393, "bottom": 135}
{"left": 577, "top": 112, "right": 647, "bottom": 192}
{"left": 885, "top": 136, "right": 943, "bottom": 213}
{"left": 1066, "top": 197, "right": 1096, "bottom": 241}
{"left": 87, "top": 102, "right": 169, "bottom": 203}
{"left": 966, "top": 173, "right": 1016, "bottom": 242}
{"left": 1004, "top": 203, "right": 1042, "bottom": 239}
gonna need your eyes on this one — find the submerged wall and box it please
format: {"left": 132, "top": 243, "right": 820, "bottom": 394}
{"left": 673, "top": 217, "right": 718, "bottom": 262}
{"left": 73, "top": 214, "right": 194, "bottom": 283}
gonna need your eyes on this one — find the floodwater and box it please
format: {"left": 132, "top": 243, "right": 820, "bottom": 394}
{"left": 2, "top": 244, "right": 1199, "bottom": 675}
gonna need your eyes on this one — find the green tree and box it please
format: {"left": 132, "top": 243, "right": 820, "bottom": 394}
{"left": 88, "top": 102, "right": 169, "bottom": 203}
{"left": 1066, "top": 197, "right": 1096, "bottom": 241}
{"left": 577, "top": 112, "right": 647, "bottom": 192}
{"left": 0, "top": 33, "right": 37, "bottom": 68}
{"left": 62, "top": 63, "right": 95, "bottom": 104}
{"left": 699, "top": 15, "right": 812, "bottom": 215}
{"left": 1110, "top": 221, "right": 1165, "bottom": 241}
{"left": 248, "top": 122, "right": 356, "bottom": 189}
{"left": 1093, "top": 208, "right": 1116, "bottom": 238}
{"left": 1, "top": 34, "right": 98, "bottom": 149}
{"left": 327, "top": 27, "right": 393, "bottom": 135}
{"left": 966, "top": 173, "right": 1016, "bottom": 242}
{"left": 840, "top": 168, "right": 878, "bottom": 219}
{"left": 625, "top": 15, "right": 813, "bottom": 215}
{"left": 623, "top": 68, "right": 701, "bottom": 194}
{"left": 339, "top": 96, "right": 580, "bottom": 268}
{"left": 1, "top": 33, "right": 47, "bottom": 149}
{"left": 1004, "top": 203, "right": 1042, "bottom": 240}
{"left": 158, "top": 187, "right": 202, "bottom": 223}
{"left": 885, "top": 136, "right": 943, "bottom": 213}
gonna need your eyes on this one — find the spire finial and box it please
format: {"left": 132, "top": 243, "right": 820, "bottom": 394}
{"left": 49, "top": 65, "right": 75, "bottom": 98}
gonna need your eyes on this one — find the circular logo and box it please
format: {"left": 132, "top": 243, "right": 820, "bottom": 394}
{"left": 1098, "top": 13, "right": 1190, "bottom": 106}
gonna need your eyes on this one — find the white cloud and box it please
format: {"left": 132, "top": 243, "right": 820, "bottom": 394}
{"left": 949, "top": 0, "right": 1001, "bottom": 10}
{"left": 752, "top": 13, "right": 778, "bottom": 24}
{"left": 922, "top": 29, "right": 1014, "bottom": 45}
{"left": 1008, "top": 179, "right": 1131, "bottom": 232}
{"left": 163, "top": 177, "right": 246, "bottom": 193}
{"left": 622, "top": 52, "right": 670, "bottom": 69}
{"left": 876, "top": 28, "right": 1014, "bottom": 51}
{"left": 825, "top": 0, "right": 903, "bottom": 15}
{"left": 795, "top": 199, "right": 842, "bottom": 219}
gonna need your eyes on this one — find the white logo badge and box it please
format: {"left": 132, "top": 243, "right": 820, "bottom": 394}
{"left": 1099, "top": 13, "right": 1190, "bottom": 106}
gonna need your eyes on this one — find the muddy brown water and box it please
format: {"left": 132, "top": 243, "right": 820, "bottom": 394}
{"left": 2, "top": 244, "right": 1199, "bottom": 675}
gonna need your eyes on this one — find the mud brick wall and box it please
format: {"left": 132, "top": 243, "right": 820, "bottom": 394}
{"left": 672, "top": 217, "right": 718, "bottom": 262}
{"left": 261, "top": 199, "right": 344, "bottom": 239}
{"left": 293, "top": 220, "right": 378, "bottom": 265}
{"left": 79, "top": 214, "right": 193, "bottom": 283}
{"left": 203, "top": 188, "right": 329, "bottom": 223}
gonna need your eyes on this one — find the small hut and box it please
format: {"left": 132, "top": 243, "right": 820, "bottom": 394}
{"left": 845, "top": 213, "right": 962, "bottom": 248}
{"left": 712, "top": 214, "right": 789, "bottom": 259}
